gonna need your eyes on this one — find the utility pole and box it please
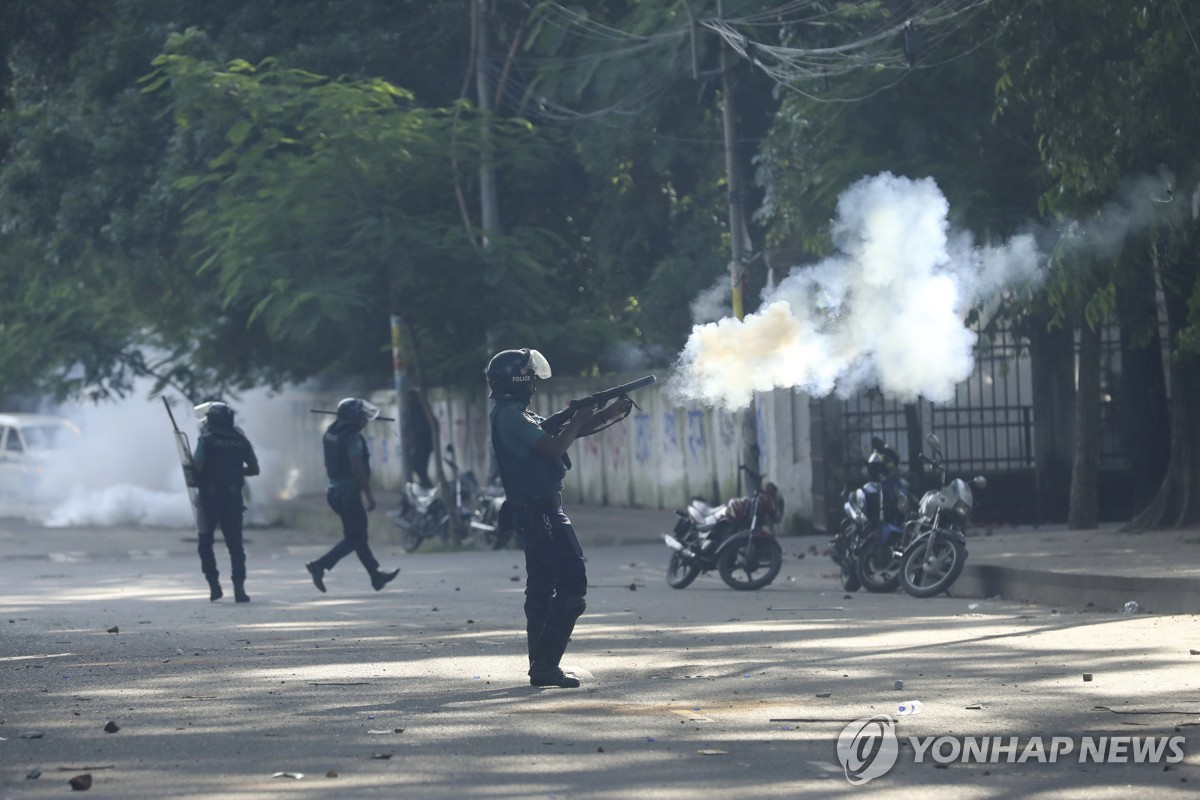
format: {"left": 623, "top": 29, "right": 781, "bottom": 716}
{"left": 714, "top": 0, "right": 762, "bottom": 491}
{"left": 475, "top": 0, "right": 500, "bottom": 245}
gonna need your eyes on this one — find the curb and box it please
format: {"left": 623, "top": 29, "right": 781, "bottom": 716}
{"left": 955, "top": 564, "right": 1200, "bottom": 615}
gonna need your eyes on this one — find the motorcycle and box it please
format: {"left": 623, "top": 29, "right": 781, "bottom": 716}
{"left": 661, "top": 477, "right": 785, "bottom": 591}
{"left": 898, "top": 434, "right": 987, "bottom": 597}
{"left": 392, "top": 445, "right": 515, "bottom": 552}
{"left": 829, "top": 438, "right": 913, "bottom": 593}
{"left": 466, "top": 477, "right": 517, "bottom": 550}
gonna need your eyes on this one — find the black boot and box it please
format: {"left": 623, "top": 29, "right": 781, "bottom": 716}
{"left": 233, "top": 582, "right": 250, "bottom": 603}
{"left": 207, "top": 577, "right": 223, "bottom": 602}
{"left": 371, "top": 568, "right": 400, "bottom": 591}
{"left": 528, "top": 594, "right": 586, "bottom": 688}
{"left": 529, "top": 666, "right": 581, "bottom": 688}
{"left": 306, "top": 561, "right": 327, "bottom": 593}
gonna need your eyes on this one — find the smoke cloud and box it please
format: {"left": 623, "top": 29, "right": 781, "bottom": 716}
{"left": 671, "top": 173, "right": 1042, "bottom": 408}
{"left": 25, "top": 381, "right": 291, "bottom": 528}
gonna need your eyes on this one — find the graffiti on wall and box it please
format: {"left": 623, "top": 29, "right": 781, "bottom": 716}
{"left": 634, "top": 413, "right": 652, "bottom": 465}
{"left": 662, "top": 410, "right": 680, "bottom": 455}
{"left": 686, "top": 409, "right": 706, "bottom": 464}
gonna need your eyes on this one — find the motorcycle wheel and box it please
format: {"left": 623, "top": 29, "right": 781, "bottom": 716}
{"left": 666, "top": 552, "right": 701, "bottom": 589}
{"left": 400, "top": 528, "right": 423, "bottom": 553}
{"left": 840, "top": 560, "right": 861, "bottom": 592}
{"left": 900, "top": 535, "right": 967, "bottom": 597}
{"left": 393, "top": 508, "right": 424, "bottom": 553}
{"left": 484, "top": 526, "right": 515, "bottom": 550}
{"left": 717, "top": 536, "right": 783, "bottom": 591}
{"left": 855, "top": 531, "right": 901, "bottom": 593}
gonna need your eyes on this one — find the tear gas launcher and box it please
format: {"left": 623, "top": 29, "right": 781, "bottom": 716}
{"left": 541, "top": 375, "right": 656, "bottom": 436}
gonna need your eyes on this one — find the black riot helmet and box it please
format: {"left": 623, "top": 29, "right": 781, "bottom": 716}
{"left": 866, "top": 437, "right": 901, "bottom": 480}
{"left": 194, "top": 401, "right": 234, "bottom": 431}
{"left": 336, "top": 397, "right": 381, "bottom": 423}
{"left": 486, "top": 348, "right": 552, "bottom": 402}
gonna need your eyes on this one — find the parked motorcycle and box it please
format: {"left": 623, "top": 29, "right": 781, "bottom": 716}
{"left": 392, "top": 445, "right": 515, "bottom": 552}
{"left": 829, "top": 438, "right": 912, "bottom": 593}
{"left": 898, "top": 434, "right": 987, "bottom": 597}
{"left": 662, "top": 478, "right": 785, "bottom": 591}
{"left": 467, "top": 478, "right": 516, "bottom": 550}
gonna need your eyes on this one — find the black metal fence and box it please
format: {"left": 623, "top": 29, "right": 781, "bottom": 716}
{"left": 836, "top": 318, "right": 1139, "bottom": 525}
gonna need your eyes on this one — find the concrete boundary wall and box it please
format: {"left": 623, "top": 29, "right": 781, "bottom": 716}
{"left": 280, "top": 376, "right": 817, "bottom": 532}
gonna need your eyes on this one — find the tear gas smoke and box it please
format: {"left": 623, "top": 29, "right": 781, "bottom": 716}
{"left": 672, "top": 172, "right": 1043, "bottom": 409}
{"left": 34, "top": 381, "right": 289, "bottom": 528}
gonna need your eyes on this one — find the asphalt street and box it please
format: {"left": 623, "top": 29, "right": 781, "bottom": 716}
{"left": 2, "top": 520, "right": 1198, "bottom": 799}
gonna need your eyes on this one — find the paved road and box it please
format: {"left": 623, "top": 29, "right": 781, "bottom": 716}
{"left": 2, "top": 522, "right": 1199, "bottom": 799}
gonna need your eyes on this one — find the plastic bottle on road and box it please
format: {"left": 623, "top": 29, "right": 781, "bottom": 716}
{"left": 896, "top": 701, "right": 924, "bottom": 716}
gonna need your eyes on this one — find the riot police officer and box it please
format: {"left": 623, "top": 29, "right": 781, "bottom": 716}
{"left": 487, "top": 348, "right": 632, "bottom": 688}
{"left": 306, "top": 397, "right": 400, "bottom": 593}
{"left": 192, "top": 401, "right": 260, "bottom": 602}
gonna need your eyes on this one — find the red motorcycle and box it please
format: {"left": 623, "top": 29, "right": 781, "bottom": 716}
{"left": 661, "top": 480, "right": 785, "bottom": 591}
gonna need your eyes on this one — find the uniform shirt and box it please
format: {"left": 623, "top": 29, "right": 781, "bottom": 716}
{"left": 193, "top": 429, "right": 258, "bottom": 490}
{"left": 490, "top": 398, "right": 567, "bottom": 502}
{"left": 325, "top": 428, "right": 369, "bottom": 492}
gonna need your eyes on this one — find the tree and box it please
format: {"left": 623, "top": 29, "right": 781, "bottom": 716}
{"left": 994, "top": 0, "right": 1200, "bottom": 528}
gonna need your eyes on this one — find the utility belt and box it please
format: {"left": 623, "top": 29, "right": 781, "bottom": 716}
{"left": 507, "top": 493, "right": 562, "bottom": 511}
{"left": 200, "top": 484, "right": 242, "bottom": 494}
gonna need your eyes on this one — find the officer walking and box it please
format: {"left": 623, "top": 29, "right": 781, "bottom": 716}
{"left": 192, "top": 401, "right": 260, "bottom": 603}
{"left": 486, "top": 349, "right": 633, "bottom": 688}
{"left": 306, "top": 397, "right": 400, "bottom": 593}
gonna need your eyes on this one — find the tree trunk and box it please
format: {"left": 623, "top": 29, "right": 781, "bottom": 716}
{"left": 1116, "top": 246, "right": 1170, "bottom": 510}
{"left": 1068, "top": 319, "right": 1101, "bottom": 530}
{"left": 1127, "top": 248, "right": 1200, "bottom": 530}
{"left": 903, "top": 401, "right": 924, "bottom": 485}
{"left": 1027, "top": 306, "right": 1074, "bottom": 523}
{"left": 400, "top": 315, "right": 469, "bottom": 544}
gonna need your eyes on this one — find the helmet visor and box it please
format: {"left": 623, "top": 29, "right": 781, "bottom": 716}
{"left": 526, "top": 349, "right": 552, "bottom": 379}
{"left": 193, "top": 402, "right": 217, "bottom": 420}
{"left": 359, "top": 400, "right": 381, "bottom": 421}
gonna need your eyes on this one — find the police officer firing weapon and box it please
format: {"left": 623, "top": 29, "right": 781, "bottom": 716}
{"left": 487, "top": 348, "right": 653, "bottom": 688}
{"left": 191, "top": 402, "right": 260, "bottom": 603}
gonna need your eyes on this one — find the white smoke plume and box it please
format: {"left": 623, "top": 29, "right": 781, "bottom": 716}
{"left": 672, "top": 173, "right": 1042, "bottom": 408}
{"left": 30, "top": 381, "right": 290, "bottom": 528}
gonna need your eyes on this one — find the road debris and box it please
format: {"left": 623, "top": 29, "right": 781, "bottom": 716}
{"left": 68, "top": 773, "right": 92, "bottom": 790}
{"left": 103, "top": 721, "right": 120, "bottom": 733}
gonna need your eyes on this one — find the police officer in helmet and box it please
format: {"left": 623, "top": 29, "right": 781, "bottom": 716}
{"left": 487, "top": 348, "right": 633, "bottom": 688}
{"left": 192, "top": 401, "right": 260, "bottom": 602}
{"left": 306, "top": 397, "right": 400, "bottom": 593}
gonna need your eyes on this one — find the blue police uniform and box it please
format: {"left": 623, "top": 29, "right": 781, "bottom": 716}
{"left": 490, "top": 397, "right": 588, "bottom": 684}
{"left": 193, "top": 420, "right": 258, "bottom": 601}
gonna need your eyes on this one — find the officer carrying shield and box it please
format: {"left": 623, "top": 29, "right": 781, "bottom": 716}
{"left": 486, "top": 348, "right": 633, "bottom": 688}
{"left": 306, "top": 397, "right": 400, "bottom": 593}
{"left": 192, "top": 401, "right": 260, "bottom": 603}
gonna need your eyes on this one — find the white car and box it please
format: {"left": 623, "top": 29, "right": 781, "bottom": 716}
{"left": 0, "top": 413, "right": 83, "bottom": 501}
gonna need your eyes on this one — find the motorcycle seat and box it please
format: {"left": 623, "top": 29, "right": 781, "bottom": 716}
{"left": 407, "top": 482, "right": 438, "bottom": 500}
{"left": 688, "top": 504, "right": 723, "bottom": 528}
